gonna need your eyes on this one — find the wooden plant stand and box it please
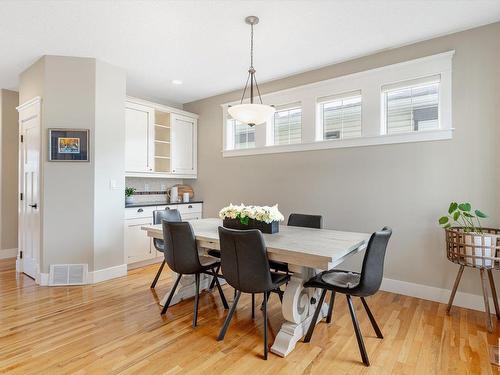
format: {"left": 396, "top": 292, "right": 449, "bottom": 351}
{"left": 445, "top": 227, "right": 500, "bottom": 332}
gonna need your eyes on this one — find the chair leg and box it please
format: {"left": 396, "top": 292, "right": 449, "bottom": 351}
{"left": 447, "top": 265, "right": 465, "bottom": 314}
{"left": 161, "top": 274, "right": 182, "bottom": 315}
{"left": 326, "top": 291, "right": 335, "bottom": 324}
{"left": 360, "top": 297, "right": 383, "bottom": 339}
{"left": 212, "top": 269, "right": 229, "bottom": 309}
{"left": 193, "top": 273, "right": 200, "bottom": 328}
{"left": 263, "top": 291, "right": 268, "bottom": 360}
{"left": 150, "top": 260, "right": 166, "bottom": 289}
{"left": 479, "top": 269, "right": 493, "bottom": 332}
{"left": 303, "top": 289, "right": 327, "bottom": 343}
{"left": 346, "top": 295, "right": 370, "bottom": 366}
{"left": 218, "top": 290, "right": 241, "bottom": 341}
{"left": 252, "top": 293, "right": 255, "bottom": 319}
{"left": 209, "top": 264, "right": 221, "bottom": 291}
{"left": 487, "top": 269, "right": 500, "bottom": 320}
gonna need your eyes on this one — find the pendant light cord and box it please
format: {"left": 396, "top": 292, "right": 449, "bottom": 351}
{"left": 239, "top": 20, "right": 264, "bottom": 105}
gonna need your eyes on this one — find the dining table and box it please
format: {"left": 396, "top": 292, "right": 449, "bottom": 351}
{"left": 142, "top": 218, "right": 370, "bottom": 357}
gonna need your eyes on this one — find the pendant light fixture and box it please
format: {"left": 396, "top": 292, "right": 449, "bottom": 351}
{"left": 228, "top": 16, "right": 275, "bottom": 127}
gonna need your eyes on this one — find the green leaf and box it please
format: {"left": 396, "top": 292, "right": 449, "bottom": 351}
{"left": 448, "top": 202, "right": 458, "bottom": 214}
{"left": 444, "top": 223, "right": 452, "bottom": 228}
{"left": 438, "top": 216, "right": 449, "bottom": 225}
{"left": 475, "top": 209, "right": 487, "bottom": 218}
{"left": 453, "top": 211, "right": 460, "bottom": 221}
{"left": 458, "top": 202, "right": 471, "bottom": 212}
{"left": 239, "top": 215, "right": 249, "bottom": 225}
{"left": 463, "top": 212, "right": 474, "bottom": 218}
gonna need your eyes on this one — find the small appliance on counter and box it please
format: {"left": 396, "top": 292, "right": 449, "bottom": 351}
{"left": 168, "top": 186, "right": 179, "bottom": 203}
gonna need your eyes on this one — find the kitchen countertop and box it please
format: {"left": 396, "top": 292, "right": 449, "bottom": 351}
{"left": 125, "top": 200, "right": 203, "bottom": 208}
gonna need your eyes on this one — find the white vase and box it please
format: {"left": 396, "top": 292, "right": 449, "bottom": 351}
{"left": 125, "top": 196, "right": 134, "bottom": 205}
{"left": 464, "top": 234, "right": 492, "bottom": 267}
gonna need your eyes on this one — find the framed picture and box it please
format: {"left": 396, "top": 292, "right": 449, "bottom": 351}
{"left": 49, "top": 129, "right": 89, "bottom": 162}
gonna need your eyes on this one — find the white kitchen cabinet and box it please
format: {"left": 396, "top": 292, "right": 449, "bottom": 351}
{"left": 124, "top": 203, "right": 203, "bottom": 265}
{"left": 125, "top": 102, "right": 154, "bottom": 173}
{"left": 171, "top": 114, "right": 197, "bottom": 176}
{"left": 124, "top": 97, "right": 198, "bottom": 179}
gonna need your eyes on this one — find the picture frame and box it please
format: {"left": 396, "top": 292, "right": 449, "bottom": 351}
{"left": 48, "top": 129, "right": 89, "bottom": 162}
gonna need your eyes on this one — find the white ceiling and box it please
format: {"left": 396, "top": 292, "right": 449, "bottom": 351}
{"left": 1, "top": 1, "right": 500, "bottom": 105}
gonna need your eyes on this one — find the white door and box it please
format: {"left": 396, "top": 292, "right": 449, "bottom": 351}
{"left": 171, "top": 114, "right": 197, "bottom": 176}
{"left": 125, "top": 102, "right": 154, "bottom": 173}
{"left": 18, "top": 100, "right": 41, "bottom": 280}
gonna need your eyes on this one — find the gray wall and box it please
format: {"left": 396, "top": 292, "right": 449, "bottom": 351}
{"left": 19, "top": 56, "right": 126, "bottom": 273}
{"left": 93, "top": 60, "right": 126, "bottom": 270}
{"left": 184, "top": 22, "right": 500, "bottom": 297}
{"left": 0, "top": 89, "right": 19, "bottom": 251}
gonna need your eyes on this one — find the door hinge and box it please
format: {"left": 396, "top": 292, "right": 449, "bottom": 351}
{"left": 20, "top": 135, "right": 24, "bottom": 143}
{"left": 20, "top": 193, "right": 23, "bottom": 201}
{"left": 19, "top": 251, "right": 23, "bottom": 259}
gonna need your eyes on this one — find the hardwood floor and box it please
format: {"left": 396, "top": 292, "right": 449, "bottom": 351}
{"left": 0, "top": 258, "right": 498, "bottom": 374}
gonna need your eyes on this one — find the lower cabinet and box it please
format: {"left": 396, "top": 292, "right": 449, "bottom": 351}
{"left": 124, "top": 203, "right": 203, "bottom": 265}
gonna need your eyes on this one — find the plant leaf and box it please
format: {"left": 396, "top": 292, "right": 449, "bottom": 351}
{"left": 448, "top": 202, "right": 458, "bottom": 214}
{"left": 438, "top": 216, "right": 449, "bottom": 225}
{"left": 458, "top": 202, "right": 471, "bottom": 212}
{"left": 453, "top": 211, "right": 460, "bottom": 221}
{"left": 444, "top": 223, "right": 452, "bottom": 228}
{"left": 475, "top": 209, "right": 487, "bottom": 218}
{"left": 463, "top": 212, "right": 474, "bottom": 218}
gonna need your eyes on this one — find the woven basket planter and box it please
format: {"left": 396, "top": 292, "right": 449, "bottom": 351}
{"left": 445, "top": 227, "right": 500, "bottom": 269}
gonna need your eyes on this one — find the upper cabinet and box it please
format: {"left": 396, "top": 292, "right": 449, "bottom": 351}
{"left": 125, "top": 98, "right": 198, "bottom": 179}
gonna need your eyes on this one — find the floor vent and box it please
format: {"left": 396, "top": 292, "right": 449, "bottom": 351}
{"left": 49, "top": 264, "right": 88, "bottom": 286}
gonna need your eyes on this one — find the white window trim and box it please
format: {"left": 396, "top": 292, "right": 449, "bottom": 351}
{"left": 221, "top": 50, "right": 454, "bottom": 157}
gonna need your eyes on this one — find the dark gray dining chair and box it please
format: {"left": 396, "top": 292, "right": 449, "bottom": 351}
{"left": 287, "top": 213, "right": 323, "bottom": 229}
{"left": 150, "top": 209, "right": 182, "bottom": 288}
{"left": 303, "top": 227, "right": 392, "bottom": 366}
{"left": 217, "top": 227, "right": 290, "bottom": 360}
{"left": 160, "top": 221, "right": 229, "bottom": 327}
{"left": 269, "top": 213, "right": 323, "bottom": 274}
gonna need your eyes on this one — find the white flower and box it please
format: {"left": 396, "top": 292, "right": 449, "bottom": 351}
{"left": 219, "top": 203, "right": 284, "bottom": 223}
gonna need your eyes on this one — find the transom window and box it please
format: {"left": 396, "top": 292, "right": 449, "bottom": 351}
{"left": 272, "top": 104, "right": 302, "bottom": 145}
{"left": 318, "top": 93, "right": 362, "bottom": 140}
{"left": 383, "top": 77, "right": 440, "bottom": 134}
{"left": 228, "top": 118, "right": 255, "bottom": 149}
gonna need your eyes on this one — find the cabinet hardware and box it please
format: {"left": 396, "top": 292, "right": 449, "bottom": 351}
{"left": 137, "top": 208, "right": 143, "bottom": 212}
{"left": 188, "top": 205, "right": 193, "bottom": 208}
{"left": 29, "top": 203, "right": 38, "bottom": 209}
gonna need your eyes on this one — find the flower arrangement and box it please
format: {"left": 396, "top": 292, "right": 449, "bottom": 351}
{"left": 219, "top": 203, "right": 285, "bottom": 224}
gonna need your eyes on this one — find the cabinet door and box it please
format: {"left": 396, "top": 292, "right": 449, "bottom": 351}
{"left": 125, "top": 102, "right": 154, "bottom": 173}
{"left": 171, "top": 114, "right": 197, "bottom": 176}
{"left": 124, "top": 217, "right": 154, "bottom": 264}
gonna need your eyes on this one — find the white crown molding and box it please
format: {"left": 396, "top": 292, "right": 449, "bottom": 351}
{"left": 16, "top": 96, "right": 42, "bottom": 112}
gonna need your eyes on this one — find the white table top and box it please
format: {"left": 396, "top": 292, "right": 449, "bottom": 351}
{"left": 142, "top": 218, "right": 370, "bottom": 270}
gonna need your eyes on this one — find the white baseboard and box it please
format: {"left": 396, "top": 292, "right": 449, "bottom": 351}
{"left": 381, "top": 277, "right": 496, "bottom": 313}
{"left": 88, "top": 264, "right": 127, "bottom": 284}
{"left": 0, "top": 248, "right": 18, "bottom": 259}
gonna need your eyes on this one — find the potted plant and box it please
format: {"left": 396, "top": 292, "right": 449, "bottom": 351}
{"left": 438, "top": 202, "right": 493, "bottom": 267}
{"left": 219, "top": 203, "right": 284, "bottom": 234}
{"left": 125, "top": 187, "right": 136, "bottom": 205}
